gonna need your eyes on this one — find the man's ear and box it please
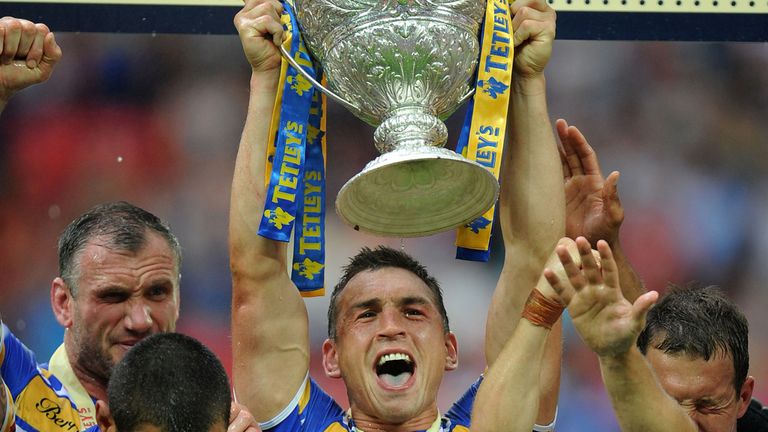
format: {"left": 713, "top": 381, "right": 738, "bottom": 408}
{"left": 737, "top": 376, "right": 755, "bottom": 418}
{"left": 51, "top": 277, "right": 74, "bottom": 328}
{"left": 322, "top": 339, "right": 342, "bottom": 379}
{"left": 95, "top": 400, "right": 116, "bottom": 432}
{"left": 444, "top": 332, "right": 458, "bottom": 371}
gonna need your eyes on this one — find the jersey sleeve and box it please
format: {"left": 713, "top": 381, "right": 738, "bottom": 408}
{"left": 1, "top": 323, "right": 40, "bottom": 400}
{"left": 259, "top": 376, "right": 348, "bottom": 432}
{"left": 444, "top": 377, "right": 481, "bottom": 429}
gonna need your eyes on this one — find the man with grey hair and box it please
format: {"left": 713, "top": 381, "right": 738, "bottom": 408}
{"left": 0, "top": 19, "right": 258, "bottom": 429}
{"left": 3, "top": 201, "right": 184, "bottom": 430}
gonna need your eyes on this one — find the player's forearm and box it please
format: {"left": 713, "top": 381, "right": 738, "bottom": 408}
{"left": 229, "top": 70, "right": 287, "bottom": 283}
{"left": 485, "top": 262, "right": 539, "bottom": 363}
{"left": 502, "top": 75, "right": 564, "bottom": 258}
{"left": 487, "top": 74, "right": 564, "bottom": 364}
{"left": 536, "top": 319, "right": 561, "bottom": 425}
{"left": 598, "top": 347, "right": 696, "bottom": 432}
{"left": 474, "top": 319, "right": 550, "bottom": 432}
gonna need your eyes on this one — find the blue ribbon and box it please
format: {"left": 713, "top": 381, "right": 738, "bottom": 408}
{"left": 258, "top": 0, "right": 326, "bottom": 294}
{"left": 291, "top": 88, "right": 326, "bottom": 294}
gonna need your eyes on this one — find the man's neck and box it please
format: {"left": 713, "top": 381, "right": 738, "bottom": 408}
{"left": 349, "top": 406, "right": 441, "bottom": 432}
{"left": 63, "top": 335, "right": 109, "bottom": 402}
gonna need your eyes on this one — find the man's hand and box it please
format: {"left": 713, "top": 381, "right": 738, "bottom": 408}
{"left": 558, "top": 119, "right": 624, "bottom": 244}
{"left": 0, "top": 17, "right": 61, "bottom": 103}
{"left": 234, "top": 0, "right": 284, "bottom": 73}
{"left": 544, "top": 237, "right": 658, "bottom": 357}
{"left": 510, "top": 0, "right": 556, "bottom": 79}
{"left": 534, "top": 237, "right": 579, "bottom": 302}
{"left": 228, "top": 402, "right": 261, "bottom": 432}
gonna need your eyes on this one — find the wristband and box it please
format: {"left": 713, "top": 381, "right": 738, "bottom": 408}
{"left": 522, "top": 289, "right": 564, "bottom": 329}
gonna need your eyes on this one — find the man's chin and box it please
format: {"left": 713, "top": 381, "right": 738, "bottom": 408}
{"left": 368, "top": 389, "right": 425, "bottom": 422}
{"left": 371, "top": 404, "right": 425, "bottom": 426}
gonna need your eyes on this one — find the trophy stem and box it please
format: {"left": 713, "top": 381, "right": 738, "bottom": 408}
{"left": 373, "top": 107, "right": 448, "bottom": 154}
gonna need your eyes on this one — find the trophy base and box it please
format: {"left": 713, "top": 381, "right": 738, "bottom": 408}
{"left": 336, "top": 147, "right": 499, "bottom": 237}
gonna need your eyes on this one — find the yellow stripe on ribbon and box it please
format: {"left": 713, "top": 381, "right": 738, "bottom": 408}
{"left": 455, "top": 0, "right": 513, "bottom": 260}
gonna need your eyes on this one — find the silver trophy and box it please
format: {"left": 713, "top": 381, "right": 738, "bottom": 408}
{"left": 282, "top": 0, "right": 499, "bottom": 237}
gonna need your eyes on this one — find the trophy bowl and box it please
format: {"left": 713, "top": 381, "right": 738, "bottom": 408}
{"left": 291, "top": 0, "right": 500, "bottom": 237}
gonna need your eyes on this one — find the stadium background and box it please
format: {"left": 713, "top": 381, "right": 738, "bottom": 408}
{"left": 0, "top": 5, "right": 766, "bottom": 429}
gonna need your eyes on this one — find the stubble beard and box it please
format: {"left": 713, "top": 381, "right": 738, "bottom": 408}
{"left": 71, "top": 325, "right": 115, "bottom": 386}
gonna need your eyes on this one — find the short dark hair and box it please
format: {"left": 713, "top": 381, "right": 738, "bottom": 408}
{"left": 637, "top": 284, "right": 749, "bottom": 394}
{"left": 107, "top": 332, "right": 231, "bottom": 432}
{"left": 327, "top": 246, "right": 449, "bottom": 340}
{"left": 58, "top": 201, "right": 182, "bottom": 295}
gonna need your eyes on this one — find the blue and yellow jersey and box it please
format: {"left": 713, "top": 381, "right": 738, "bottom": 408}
{"left": 259, "top": 375, "right": 557, "bottom": 432}
{"left": 259, "top": 375, "right": 477, "bottom": 432}
{"left": 1, "top": 324, "right": 84, "bottom": 432}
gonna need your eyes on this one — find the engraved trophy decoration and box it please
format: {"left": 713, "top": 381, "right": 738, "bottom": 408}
{"left": 281, "top": 0, "right": 499, "bottom": 237}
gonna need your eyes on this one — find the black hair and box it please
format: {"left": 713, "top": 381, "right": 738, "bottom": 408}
{"left": 637, "top": 284, "right": 749, "bottom": 394}
{"left": 107, "top": 332, "right": 231, "bottom": 432}
{"left": 58, "top": 201, "right": 181, "bottom": 295}
{"left": 327, "top": 246, "right": 449, "bottom": 339}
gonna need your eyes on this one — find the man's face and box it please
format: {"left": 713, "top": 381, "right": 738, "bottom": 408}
{"left": 646, "top": 348, "right": 754, "bottom": 432}
{"left": 66, "top": 231, "right": 180, "bottom": 381}
{"left": 323, "top": 267, "right": 458, "bottom": 424}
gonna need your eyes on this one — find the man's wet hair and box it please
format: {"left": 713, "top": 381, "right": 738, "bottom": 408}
{"left": 107, "top": 332, "right": 230, "bottom": 432}
{"left": 637, "top": 284, "right": 749, "bottom": 394}
{"left": 58, "top": 201, "right": 182, "bottom": 295}
{"left": 327, "top": 246, "right": 450, "bottom": 340}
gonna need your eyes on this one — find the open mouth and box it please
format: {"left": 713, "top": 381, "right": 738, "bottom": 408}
{"left": 375, "top": 352, "right": 415, "bottom": 388}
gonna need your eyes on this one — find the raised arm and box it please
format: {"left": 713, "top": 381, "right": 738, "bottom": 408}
{"left": 558, "top": 119, "right": 645, "bottom": 302}
{"left": 0, "top": 18, "right": 59, "bottom": 428}
{"left": 0, "top": 17, "right": 61, "bottom": 114}
{"left": 545, "top": 237, "right": 696, "bottom": 432}
{"left": 484, "top": 0, "right": 564, "bottom": 425}
{"left": 474, "top": 239, "right": 575, "bottom": 432}
{"left": 230, "top": 0, "right": 310, "bottom": 422}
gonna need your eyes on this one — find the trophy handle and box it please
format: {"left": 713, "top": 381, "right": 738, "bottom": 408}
{"left": 279, "top": 45, "right": 360, "bottom": 113}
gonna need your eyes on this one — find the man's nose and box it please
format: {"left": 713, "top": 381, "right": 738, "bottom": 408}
{"left": 125, "top": 300, "right": 153, "bottom": 333}
{"left": 377, "top": 309, "right": 406, "bottom": 339}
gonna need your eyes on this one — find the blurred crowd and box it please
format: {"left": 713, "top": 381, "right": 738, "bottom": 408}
{"left": 0, "top": 31, "right": 765, "bottom": 431}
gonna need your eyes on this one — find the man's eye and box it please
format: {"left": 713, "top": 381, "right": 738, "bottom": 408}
{"left": 148, "top": 286, "right": 169, "bottom": 299}
{"left": 697, "top": 404, "right": 727, "bottom": 415}
{"left": 358, "top": 311, "right": 376, "bottom": 319}
{"left": 100, "top": 292, "right": 128, "bottom": 303}
{"left": 405, "top": 309, "right": 423, "bottom": 317}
